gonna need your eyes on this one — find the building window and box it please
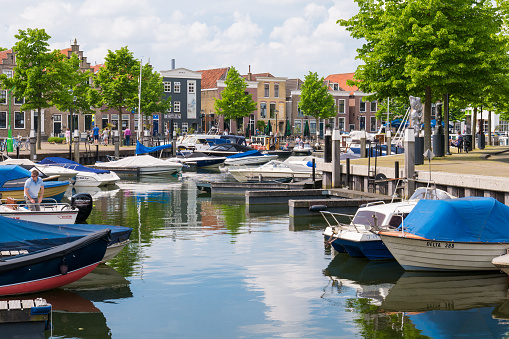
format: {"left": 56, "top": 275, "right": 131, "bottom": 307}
{"left": 122, "top": 114, "right": 129, "bottom": 131}
{"left": 14, "top": 97, "right": 24, "bottom": 105}
{"left": 174, "top": 101, "right": 181, "bottom": 112}
{"left": 270, "top": 103, "right": 276, "bottom": 119}
{"left": 182, "top": 122, "right": 188, "bottom": 134}
{"left": 331, "top": 83, "right": 339, "bottom": 91}
{"left": 85, "top": 114, "right": 93, "bottom": 131}
{"left": 3, "top": 70, "right": 12, "bottom": 78}
{"left": 274, "top": 83, "right": 279, "bottom": 98}
{"left": 310, "top": 120, "right": 317, "bottom": 134}
{"left": 14, "top": 111, "right": 25, "bottom": 129}
{"left": 297, "top": 103, "right": 304, "bottom": 117}
{"left": 294, "top": 120, "right": 302, "bottom": 134}
{"left": 360, "top": 116, "right": 366, "bottom": 130}
{"left": 0, "top": 91, "right": 6, "bottom": 105}
{"left": 338, "top": 99, "right": 345, "bottom": 114}
{"left": 371, "top": 101, "right": 377, "bottom": 112}
{"left": 174, "top": 82, "right": 181, "bottom": 93}
{"left": 338, "top": 117, "right": 345, "bottom": 130}
{"left": 164, "top": 82, "right": 171, "bottom": 93}
{"left": 349, "top": 124, "right": 355, "bottom": 131}
{"left": 0, "top": 112, "right": 6, "bottom": 129}
{"left": 264, "top": 83, "right": 269, "bottom": 97}
{"left": 360, "top": 101, "right": 366, "bottom": 112}
{"left": 260, "top": 102, "right": 267, "bottom": 118}
{"left": 370, "top": 116, "right": 377, "bottom": 132}
{"left": 188, "top": 81, "right": 195, "bottom": 94}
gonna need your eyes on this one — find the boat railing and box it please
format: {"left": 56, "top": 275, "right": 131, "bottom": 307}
{"left": 320, "top": 211, "right": 367, "bottom": 233}
{"left": 1, "top": 198, "right": 72, "bottom": 212}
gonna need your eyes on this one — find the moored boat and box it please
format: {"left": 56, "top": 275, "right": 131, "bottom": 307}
{"left": 94, "top": 155, "right": 183, "bottom": 175}
{"left": 224, "top": 150, "right": 278, "bottom": 166}
{"left": 228, "top": 160, "right": 318, "bottom": 182}
{"left": 0, "top": 229, "right": 110, "bottom": 295}
{"left": 378, "top": 197, "right": 509, "bottom": 271}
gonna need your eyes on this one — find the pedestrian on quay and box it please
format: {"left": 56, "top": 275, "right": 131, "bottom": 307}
{"left": 102, "top": 127, "right": 109, "bottom": 145}
{"left": 24, "top": 170, "right": 44, "bottom": 211}
{"left": 93, "top": 125, "right": 100, "bottom": 145}
{"left": 65, "top": 128, "right": 71, "bottom": 144}
{"left": 124, "top": 127, "right": 131, "bottom": 146}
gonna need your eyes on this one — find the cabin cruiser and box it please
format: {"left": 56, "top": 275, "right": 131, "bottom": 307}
{"left": 228, "top": 159, "right": 319, "bottom": 182}
{"left": 94, "top": 155, "right": 183, "bottom": 175}
{"left": 0, "top": 157, "right": 78, "bottom": 182}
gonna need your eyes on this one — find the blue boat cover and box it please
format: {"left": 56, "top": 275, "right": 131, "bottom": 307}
{"left": 135, "top": 141, "right": 172, "bottom": 155}
{"left": 0, "top": 165, "right": 33, "bottom": 184}
{"left": 226, "top": 150, "right": 262, "bottom": 159}
{"left": 0, "top": 215, "right": 132, "bottom": 251}
{"left": 39, "top": 157, "right": 111, "bottom": 174}
{"left": 402, "top": 197, "right": 509, "bottom": 242}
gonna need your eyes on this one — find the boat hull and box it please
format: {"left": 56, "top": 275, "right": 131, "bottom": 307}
{"left": 0, "top": 230, "right": 109, "bottom": 295}
{"left": 73, "top": 172, "right": 120, "bottom": 187}
{"left": 379, "top": 233, "right": 509, "bottom": 271}
{"left": 0, "top": 181, "right": 69, "bottom": 202}
{"left": 0, "top": 210, "right": 78, "bottom": 225}
{"left": 324, "top": 227, "right": 393, "bottom": 260}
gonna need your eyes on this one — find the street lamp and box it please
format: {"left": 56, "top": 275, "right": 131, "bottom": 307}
{"left": 274, "top": 109, "right": 279, "bottom": 137}
{"left": 69, "top": 91, "right": 76, "bottom": 160}
{"left": 200, "top": 109, "right": 205, "bottom": 133}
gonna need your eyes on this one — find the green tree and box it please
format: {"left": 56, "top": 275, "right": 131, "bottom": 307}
{"left": 339, "top": 0, "right": 509, "bottom": 151}
{"left": 214, "top": 67, "right": 257, "bottom": 129}
{"left": 0, "top": 28, "right": 67, "bottom": 149}
{"left": 299, "top": 71, "right": 336, "bottom": 136}
{"left": 0, "top": 47, "right": 7, "bottom": 52}
{"left": 52, "top": 54, "right": 95, "bottom": 125}
{"left": 93, "top": 47, "right": 139, "bottom": 127}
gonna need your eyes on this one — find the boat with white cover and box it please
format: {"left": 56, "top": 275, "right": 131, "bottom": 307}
{"left": 94, "top": 155, "right": 183, "bottom": 175}
{"left": 227, "top": 159, "right": 318, "bottom": 182}
{"left": 39, "top": 157, "right": 120, "bottom": 187}
{"left": 378, "top": 197, "right": 509, "bottom": 271}
{"left": 0, "top": 157, "right": 79, "bottom": 182}
{"left": 322, "top": 187, "right": 455, "bottom": 260}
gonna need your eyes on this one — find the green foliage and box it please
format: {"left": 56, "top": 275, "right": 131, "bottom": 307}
{"left": 214, "top": 67, "right": 257, "bottom": 120}
{"left": 48, "top": 136, "right": 65, "bottom": 143}
{"left": 256, "top": 120, "right": 266, "bottom": 131}
{"left": 0, "top": 28, "right": 68, "bottom": 149}
{"left": 0, "top": 47, "right": 7, "bottom": 52}
{"left": 299, "top": 71, "right": 336, "bottom": 120}
{"left": 93, "top": 47, "right": 140, "bottom": 115}
{"left": 339, "top": 0, "right": 509, "bottom": 149}
{"left": 376, "top": 98, "right": 409, "bottom": 122}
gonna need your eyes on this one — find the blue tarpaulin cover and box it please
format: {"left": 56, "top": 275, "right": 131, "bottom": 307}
{"left": 0, "top": 165, "right": 68, "bottom": 194}
{"left": 226, "top": 150, "right": 262, "bottom": 159}
{"left": 39, "top": 157, "right": 111, "bottom": 174}
{"left": 135, "top": 141, "right": 172, "bottom": 155}
{"left": 402, "top": 197, "right": 509, "bottom": 242}
{"left": 0, "top": 215, "right": 132, "bottom": 252}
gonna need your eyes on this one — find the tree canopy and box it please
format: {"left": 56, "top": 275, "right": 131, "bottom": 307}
{"left": 339, "top": 0, "right": 509, "bottom": 150}
{"left": 298, "top": 71, "right": 336, "bottom": 120}
{"left": 0, "top": 28, "right": 68, "bottom": 149}
{"left": 214, "top": 67, "right": 257, "bottom": 120}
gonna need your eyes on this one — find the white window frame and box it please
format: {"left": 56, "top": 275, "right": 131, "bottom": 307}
{"left": 260, "top": 102, "right": 267, "bottom": 119}
{"left": 294, "top": 119, "right": 302, "bottom": 134}
{"left": 0, "top": 91, "right": 6, "bottom": 105}
{"left": 3, "top": 70, "right": 12, "bottom": 78}
{"left": 264, "top": 83, "right": 269, "bottom": 97}
{"left": 174, "top": 82, "right": 181, "bottom": 93}
{"left": 174, "top": 101, "right": 181, "bottom": 113}
{"left": 370, "top": 101, "right": 377, "bottom": 112}
{"left": 14, "top": 97, "right": 24, "bottom": 105}
{"left": 188, "top": 81, "right": 195, "bottom": 94}
{"left": 0, "top": 111, "right": 6, "bottom": 129}
{"left": 182, "top": 122, "right": 189, "bottom": 134}
{"left": 338, "top": 99, "right": 345, "bottom": 114}
{"left": 164, "top": 81, "right": 172, "bottom": 93}
{"left": 360, "top": 101, "right": 366, "bottom": 113}
{"left": 338, "top": 117, "right": 345, "bottom": 130}
{"left": 14, "top": 111, "right": 25, "bottom": 129}
{"left": 370, "top": 116, "right": 377, "bottom": 132}
{"left": 274, "top": 83, "right": 279, "bottom": 98}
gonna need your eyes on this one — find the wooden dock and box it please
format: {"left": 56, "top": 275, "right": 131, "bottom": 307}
{"left": 0, "top": 298, "right": 51, "bottom": 338}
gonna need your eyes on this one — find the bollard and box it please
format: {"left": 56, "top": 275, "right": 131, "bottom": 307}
{"left": 312, "top": 158, "right": 316, "bottom": 187}
{"left": 360, "top": 135, "right": 366, "bottom": 158}
{"left": 29, "top": 130, "right": 36, "bottom": 161}
{"left": 346, "top": 158, "right": 350, "bottom": 188}
{"left": 332, "top": 129, "right": 342, "bottom": 188}
{"left": 114, "top": 130, "right": 120, "bottom": 159}
{"left": 96, "top": 144, "right": 99, "bottom": 162}
{"left": 74, "top": 130, "right": 80, "bottom": 163}
{"left": 172, "top": 132, "right": 177, "bottom": 157}
{"left": 404, "top": 128, "right": 416, "bottom": 198}
{"left": 324, "top": 134, "right": 332, "bottom": 163}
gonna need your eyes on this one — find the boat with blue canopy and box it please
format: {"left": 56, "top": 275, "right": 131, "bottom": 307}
{"left": 378, "top": 197, "right": 509, "bottom": 271}
{"left": 224, "top": 150, "right": 277, "bottom": 166}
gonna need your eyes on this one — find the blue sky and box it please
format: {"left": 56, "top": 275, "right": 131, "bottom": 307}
{"left": 1, "top": 0, "right": 364, "bottom": 79}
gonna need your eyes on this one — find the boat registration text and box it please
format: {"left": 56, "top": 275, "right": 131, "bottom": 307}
{"left": 426, "top": 241, "right": 454, "bottom": 249}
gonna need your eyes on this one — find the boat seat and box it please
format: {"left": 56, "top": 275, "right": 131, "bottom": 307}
{"left": 4, "top": 197, "right": 18, "bottom": 210}
{"left": 0, "top": 250, "right": 29, "bottom": 257}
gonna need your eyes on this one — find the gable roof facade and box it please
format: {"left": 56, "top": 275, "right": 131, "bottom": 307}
{"left": 325, "top": 73, "right": 358, "bottom": 92}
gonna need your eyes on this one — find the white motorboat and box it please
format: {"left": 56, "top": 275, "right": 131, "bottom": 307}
{"left": 378, "top": 197, "right": 509, "bottom": 271}
{"left": 39, "top": 157, "right": 120, "bottom": 187}
{"left": 224, "top": 150, "right": 277, "bottom": 166}
{"left": 167, "top": 152, "right": 225, "bottom": 168}
{"left": 227, "top": 160, "right": 319, "bottom": 182}
{"left": 94, "top": 155, "right": 183, "bottom": 175}
{"left": 0, "top": 157, "right": 78, "bottom": 182}
{"left": 292, "top": 143, "right": 313, "bottom": 155}
{"left": 322, "top": 187, "right": 455, "bottom": 260}
{"left": 0, "top": 200, "right": 79, "bottom": 224}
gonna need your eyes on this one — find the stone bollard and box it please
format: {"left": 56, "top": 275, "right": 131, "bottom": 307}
{"left": 404, "top": 128, "right": 416, "bottom": 198}
{"left": 386, "top": 131, "right": 392, "bottom": 156}
{"left": 332, "top": 129, "right": 342, "bottom": 188}
{"left": 73, "top": 130, "right": 80, "bottom": 163}
{"left": 360, "top": 134, "right": 366, "bottom": 158}
{"left": 172, "top": 132, "right": 177, "bottom": 157}
{"left": 114, "top": 130, "right": 120, "bottom": 159}
{"left": 29, "top": 130, "right": 36, "bottom": 161}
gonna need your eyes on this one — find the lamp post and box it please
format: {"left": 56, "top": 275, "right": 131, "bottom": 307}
{"left": 6, "top": 87, "right": 14, "bottom": 153}
{"left": 200, "top": 109, "right": 205, "bottom": 133}
{"left": 69, "top": 91, "right": 76, "bottom": 160}
{"left": 274, "top": 109, "right": 278, "bottom": 137}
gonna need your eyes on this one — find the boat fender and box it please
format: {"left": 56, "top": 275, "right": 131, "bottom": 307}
{"left": 309, "top": 205, "right": 327, "bottom": 212}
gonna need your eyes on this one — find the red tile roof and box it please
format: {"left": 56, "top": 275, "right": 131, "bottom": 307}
{"left": 325, "top": 73, "right": 358, "bottom": 92}
{"left": 242, "top": 72, "right": 274, "bottom": 81}
{"left": 60, "top": 48, "right": 71, "bottom": 57}
{"left": 90, "top": 64, "right": 103, "bottom": 74}
{"left": 0, "top": 49, "right": 12, "bottom": 65}
{"left": 197, "top": 68, "right": 229, "bottom": 89}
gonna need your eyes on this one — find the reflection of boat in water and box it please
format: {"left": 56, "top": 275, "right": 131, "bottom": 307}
{"left": 70, "top": 185, "right": 120, "bottom": 200}
{"left": 323, "top": 253, "right": 404, "bottom": 305}
{"left": 381, "top": 271, "right": 508, "bottom": 312}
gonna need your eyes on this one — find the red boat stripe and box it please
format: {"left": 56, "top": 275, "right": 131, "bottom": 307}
{"left": 0, "top": 262, "right": 100, "bottom": 296}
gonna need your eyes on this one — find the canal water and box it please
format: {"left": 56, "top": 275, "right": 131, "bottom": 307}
{"left": 38, "top": 171, "right": 509, "bottom": 338}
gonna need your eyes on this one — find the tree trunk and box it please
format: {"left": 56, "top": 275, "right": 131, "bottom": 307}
{"left": 472, "top": 107, "right": 477, "bottom": 150}
{"left": 488, "top": 110, "right": 492, "bottom": 146}
{"left": 37, "top": 107, "right": 42, "bottom": 150}
{"left": 424, "top": 86, "right": 432, "bottom": 152}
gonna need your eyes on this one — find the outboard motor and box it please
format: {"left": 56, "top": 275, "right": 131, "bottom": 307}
{"left": 71, "top": 193, "right": 93, "bottom": 224}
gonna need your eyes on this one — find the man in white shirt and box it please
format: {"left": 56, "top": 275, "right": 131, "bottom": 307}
{"left": 24, "top": 170, "right": 44, "bottom": 211}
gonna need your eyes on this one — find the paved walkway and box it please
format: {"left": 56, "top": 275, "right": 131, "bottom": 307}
{"left": 348, "top": 145, "right": 509, "bottom": 178}
{"left": 4, "top": 141, "right": 136, "bottom": 159}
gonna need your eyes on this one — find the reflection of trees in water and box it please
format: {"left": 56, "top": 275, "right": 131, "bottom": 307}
{"left": 345, "top": 298, "right": 430, "bottom": 339}
{"left": 218, "top": 204, "right": 246, "bottom": 238}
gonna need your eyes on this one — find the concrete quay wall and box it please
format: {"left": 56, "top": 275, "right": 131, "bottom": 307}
{"left": 319, "top": 162, "right": 509, "bottom": 204}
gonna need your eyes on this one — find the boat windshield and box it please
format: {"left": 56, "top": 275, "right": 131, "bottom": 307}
{"left": 410, "top": 187, "right": 452, "bottom": 200}
{"left": 351, "top": 211, "right": 386, "bottom": 227}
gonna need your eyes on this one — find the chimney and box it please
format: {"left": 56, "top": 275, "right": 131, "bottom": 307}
{"left": 248, "top": 65, "right": 252, "bottom": 81}
{"left": 172, "top": 59, "right": 175, "bottom": 70}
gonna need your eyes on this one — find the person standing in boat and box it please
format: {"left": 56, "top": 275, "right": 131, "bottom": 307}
{"left": 24, "top": 170, "right": 44, "bottom": 211}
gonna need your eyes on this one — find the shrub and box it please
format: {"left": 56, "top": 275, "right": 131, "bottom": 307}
{"left": 48, "top": 137, "right": 65, "bottom": 143}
